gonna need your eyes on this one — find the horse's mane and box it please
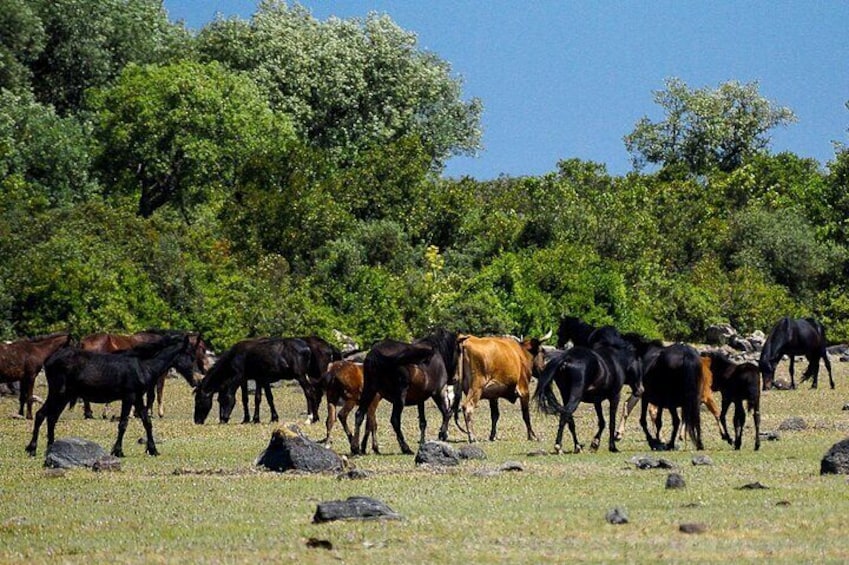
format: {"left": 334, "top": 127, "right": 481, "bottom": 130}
{"left": 25, "top": 332, "right": 70, "bottom": 342}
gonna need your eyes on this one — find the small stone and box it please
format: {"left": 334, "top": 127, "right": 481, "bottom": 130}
{"left": 776, "top": 500, "right": 791, "bottom": 506}
{"left": 498, "top": 461, "right": 524, "bottom": 472}
{"left": 679, "top": 523, "right": 707, "bottom": 534}
{"left": 691, "top": 455, "right": 713, "bottom": 466}
{"left": 759, "top": 431, "right": 780, "bottom": 441}
{"left": 336, "top": 469, "right": 372, "bottom": 480}
{"left": 778, "top": 417, "right": 807, "bottom": 431}
{"left": 415, "top": 441, "right": 460, "bottom": 467}
{"left": 605, "top": 507, "right": 629, "bottom": 525}
{"left": 666, "top": 473, "right": 686, "bottom": 489}
{"left": 458, "top": 445, "right": 487, "bottom": 460}
{"left": 313, "top": 496, "right": 401, "bottom": 523}
{"left": 305, "top": 538, "right": 333, "bottom": 550}
{"left": 738, "top": 481, "right": 769, "bottom": 490}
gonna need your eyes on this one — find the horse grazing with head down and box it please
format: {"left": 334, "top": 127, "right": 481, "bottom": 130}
{"left": 760, "top": 317, "right": 833, "bottom": 390}
{"left": 0, "top": 332, "right": 73, "bottom": 419}
{"left": 26, "top": 333, "right": 196, "bottom": 457}
{"left": 193, "top": 337, "right": 316, "bottom": 425}
{"left": 535, "top": 330, "right": 642, "bottom": 453}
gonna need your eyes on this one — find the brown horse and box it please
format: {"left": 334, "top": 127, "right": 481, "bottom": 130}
{"left": 701, "top": 350, "right": 762, "bottom": 450}
{"left": 319, "top": 360, "right": 380, "bottom": 453}
{"left": 80, "top": 330, "right": 210, "bottom": 418}
{"left": 0, "top": 332, "right": 73, "bottom": 419}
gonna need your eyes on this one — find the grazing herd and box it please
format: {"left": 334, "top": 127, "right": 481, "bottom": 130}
{"left": 0, "top": 315, "right": 836, "bottom": 459}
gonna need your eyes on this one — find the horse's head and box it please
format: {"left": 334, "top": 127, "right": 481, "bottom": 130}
{"left": 191, "top": 335, "right": 214, "bottom": 376}
{"left": 193, "top": 388, "right": 214, "bottom": 424}
{"left": 758, "top": 358, "right": 775, "bottom": 390}
{"left": 217, "top": 389, "right": 237, "bottom": 423}
{"left": 172, "top": 335, "right": 199, "bottom": 385}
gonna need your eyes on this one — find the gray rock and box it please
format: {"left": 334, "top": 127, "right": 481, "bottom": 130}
{"left": 738, "top": 481, "right": 769, "bottom": 489}
{"left": 415, "top": 441, "right": 460, "bottom": 467}
{"left": 255, "top": 424, "right": 344, "bottom": 473}
{"left": 498, "top": 461, "right": 524, "bottom": 472}
{"left": 679, "top": 523, "right": 707, "bottom": 534}
{"left": 666, "top": 473, "right": 686, "bottom": 489}
{"left": 821, "top": 437, "right": 849, "bottom": 475}
{"left": 458, "top": 445, "right": 487, "bottom": 460}
{"left": 778, "top": 417, "right": 807, "bottom": 431}
{"left": 706, "top": 324, "right": 737, "bottom": 345}
{"left": 313, "top": 496, "right": 401, "bottom": 523}
{"left": 44, "top": 437, "right": 120, "bottom": 470}
{"left": 605, "top": 507, "right": 629, "bottom": 525}
{"left": 691, "top": 455, "right": 713, "bottom": 466}
{"left": 842, "top": 403, "right": 849, "bottom": 411}
{"left": 630, "top": 456, "right": 675, "bottom": 469}
{"left": 336, "top": 469, "right": 372, "bottom": 480}
{"left": 728, "top": 335, "right": 754, "bottom": 353}
{"left": 759, "top": 430, "right": 780, "bottom": 441}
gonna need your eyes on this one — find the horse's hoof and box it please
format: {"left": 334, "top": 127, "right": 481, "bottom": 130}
{"left": 401, "top": 446, "right": 414, "bottom": 455}
{"left": 609, "top": 445, "right": 619, "bottom": 453}
{"left": 25, "top": 446, "right": 35, "bottom": 456}
{"left": 111, "top": 450, "right": 125, "bottom": 458}
{"left": 148, "top": 449, "right": 160, "bottom": 456}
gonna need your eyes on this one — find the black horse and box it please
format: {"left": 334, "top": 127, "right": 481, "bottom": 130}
{"left": 193, "top": 337, "right": 315, "bottom": 424}
{"left": 26, "top": 334, "right": 195, "bottom": 457}
{"left": 535, "top": 332, "right": 642, "bottom": 453}
{"left": 298, "top": 335, "right": 342, "bottom": 420}
{"left": 352, "top": 330, "right": 456, "bottom": 455}
{"left": 638, "top": 342, "right": 704, "bottom": 451}
{"left": 759, "top": 317, "right": 833, "bottom": 390}
{"left": 701, "top": 350, "right": 761, "bottom": 450}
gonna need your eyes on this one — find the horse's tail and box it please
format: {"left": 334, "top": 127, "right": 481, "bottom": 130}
{"left": 452, "top": 340, "right": 468, "bottom": 434}
{"left": 534, "top": 353, "right": 567, "bottom": 415}
{"left": 681, "top": 352, "right": 703, "bottom": 449}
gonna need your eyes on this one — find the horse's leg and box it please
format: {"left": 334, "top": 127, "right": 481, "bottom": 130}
{"left": 251, "top": 383, "right": 263, "bottom": 423}
{"left": 652, "top": 405, "right": 664, "bottom": 445}
{"left": 155, "top": 373, "right": 166, "bottom": 418}
{"left": 719, "top": 397, "right": 733, "bottom": 446}
{"left": 488, "top": 399, "right": 500, "bottom": 441}
{"left": 639, "top": 398, "right": 657, "bottom": 449}
{"left": 322, "top": 400, "right": 337, "bottom": 444}
{"left": 367, "top": 394, "right": 380, "bottom": 454}
{"left": 436, "top": 394, "right": 450, "bottom": 441}
{"left": 83, "top": 400, "right": 94, "bottom": 420}
{"left": 607, "top": 395, "right": 620, "bottom": 453}
{"left": 417, "top": 402, "right": 427, "bottom": 445}
{"left": 26, "top": 395, "right": 58, "bottom": 455}
{"left": 390, "top": 395, "right": 412, "bottom": 455}
{"left": 18, "top": 376, "right": 30, "bottom": 418}
{"left": 352, "top": 387, "right": 377, "bottom": 455}
{"left": 789, "top": 355, "right": 796, "bottom": 389}
{"left": 136, "top": 396, "right": 158, "bottom": 456}
{"left": 805, "top": 354, "right": 820, "bottom": 389}
{"left": 752, "top": 401, "right": 761, "bottom": 451}
{"left": 263, "top": 383, "right": 278, "bottom": 422}
{"left": 590, "top": 401, "right": 605, "bottom": 452}
{"left": 553, "top": 411, "right": 568, "bottom": 454}
{"left": 240, "top": 381, "right": 251, "bottom": 424}
{"left": 615, "top": 393, "right": 639, "bottom": 441}
{"left": 732, "top": 400, "right": 745, "bottom": 450}
{"left": 704, "top": 390, "right": 727, "bottom": 443}
{"left": 667, "top": 408, "right": 681, "bottom": 451}
{"left": 823, "top": 350, "right": 835, "bottom": 389}
{"left": 519, "top": 391, "right": 537, "bottom": 441}
{"left": 111, "top": 399, "right": 133, "bottom": 457}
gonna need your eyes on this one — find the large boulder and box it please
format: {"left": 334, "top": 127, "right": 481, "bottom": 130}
{"left": 821, "top": 438, "right": 849, "bottom": 475}
{"left": 313, "top": 496, "right": 401, "bottom": 523}
{"left": 255, "top": 424, "right": 344, "bottom": 473}
{"left": 706, "top": 324, "right": 737, "bottom": 346}
{"left": 415, "top": 441, "right": 460, "bottom": 466}
{"left": 44, "top": 437, "right": 121, "bottom": 470}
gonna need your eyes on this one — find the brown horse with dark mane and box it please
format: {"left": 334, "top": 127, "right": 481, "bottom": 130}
{"left": 80, "top": 330, "right": 210, "bottom": 418}
{"left": 0, "top": 332, "right": 73, "bottom": 419}
{"left": 319, "top": 360, "right": 380, "bottom": 453}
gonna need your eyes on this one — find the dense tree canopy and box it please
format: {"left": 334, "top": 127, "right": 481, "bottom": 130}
{"left": 0, "top": 2, "right": 847, "bottom": 350}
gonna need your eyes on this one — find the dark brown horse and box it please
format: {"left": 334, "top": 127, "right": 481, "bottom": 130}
{"left": 0, "top": 332, "right": 73, "bottom": 419}
{"left": 701, "top": 350, "right": 762, "bottom": 450}
{"left": 80, "top": 330, "right": 210, "bottom": 418}
{"left": 319, "top": 360, "right": 380, "bottom": 453}
{"left": 353, "top": 332, "right": 455, "bottom": 455}
{"left": 759, "top": 317, "right": 833, "bottom": 390}
{"left": 26, "top": 334, "right": 196, "bottom": 457}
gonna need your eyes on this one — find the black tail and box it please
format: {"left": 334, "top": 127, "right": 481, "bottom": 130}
{"left": 534, "top": 353, "right": 567, "bottom": 415}
{"left": 681, "top": 353, "right": 703, "bottom": 449}
{"left": 452, "top": 342, "right": 468, "bottom": 434}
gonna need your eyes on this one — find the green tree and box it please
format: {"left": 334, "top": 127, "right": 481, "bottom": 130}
{"left": 27, "top": 0, "right": 187, "bottom": 114}
{"left": 625, "top": 78, "right": 796, "bottom": 175}
{"left": 0, "top": 91, "right": 95, "bottom": 207}
{"left": 196, "top": 1, "right": 482, "bottom": 169}
{"left": 88, "top": 61, "right": 295, "bottom": 219}
{"left": 0, "top": 0, "right": 45, "bottom": 95}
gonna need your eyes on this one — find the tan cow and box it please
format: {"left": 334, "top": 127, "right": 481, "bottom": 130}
{"left": 456, "top": 334, "right": 549, "bottom": 442}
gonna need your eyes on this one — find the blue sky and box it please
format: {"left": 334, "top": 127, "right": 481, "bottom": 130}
{"left": 162, "top": 1, "right": 849, "bottom": 180}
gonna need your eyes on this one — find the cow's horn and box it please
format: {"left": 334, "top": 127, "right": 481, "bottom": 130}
{"left": 540, "top": 329, "right": 553, "bottom": 342}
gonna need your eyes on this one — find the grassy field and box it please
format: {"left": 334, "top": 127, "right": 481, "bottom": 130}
{"left": 1, "top": 361, "right": 848, "bottom": 564}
